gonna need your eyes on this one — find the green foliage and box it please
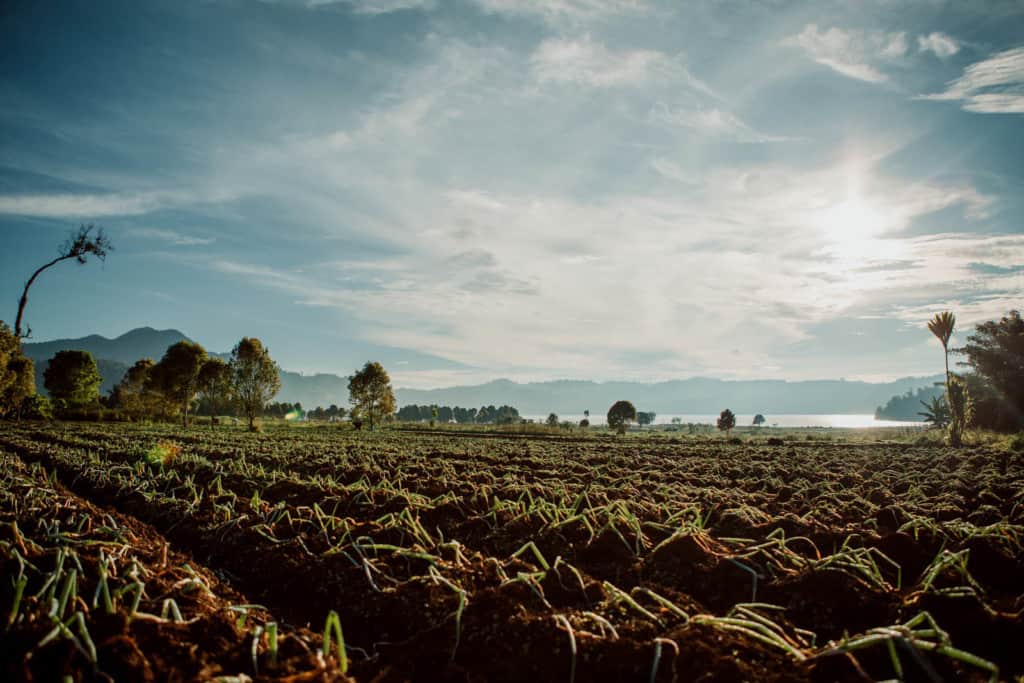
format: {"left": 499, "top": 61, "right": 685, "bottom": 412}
{"left": 348, "top": 361, "right": 396, "bottom": 430}
{"left": 752, "top": 414, "right": 766, "bottom": 426}
{"left": 637, "top": 411, "right": 656, "bottom": 426}
{"left": 197, "top": 357, "right": 233, "bottom": 423}
{"left": 546, "top": 412, "right": 559, "bottom": 427}
{"left": 19, "top": 393, "right": 52, "bottom": 420}
{"left": 959, "top": 310, "right": 1024, "bottom": 432}
{"left": 607, "top": 400, "right": 636, "bottom": 435}
{"left": 917, "top": 395, "right": 950, "bottom": 429}
{"left": 946, "top": 375, "right": 971, "bottom": 447}
{"left": 112, "top": 359, "right": 163, "bottom": 421}
{"left": 230, "top": 338, "right": 281, "bottom": 432}
{"left": 150, "top": 341, "right": 207, "bottom": 428}
{"left": 0, "top": 322, "right": 36, "bottom": 418}
{"left": 44, "top": 350, "right": 101, "bottom": 410}
{"left": 717, "top": 408, "right": 736, "bottom": 435}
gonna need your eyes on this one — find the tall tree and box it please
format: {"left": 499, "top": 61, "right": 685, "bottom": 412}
{"left": 230, "top": 338, "right": 281, "bottom": 431}
{"left": 959, "top": 309, "right": 1024, "bottom": 431}
{"left": 113, "top": 359, "right": 160, "bottom": 421}
{"left": 151, "top": 341, "right": 207, "bottom": 428}
{"left": 927, "top": 311, "right": 965, "bottom": 445}
{"left": 752, "top": 414, "right": 766, "bottom": 427}
{"left": 348, "top": 361, "right": 396, "bottom": 430}
{"left": 607, "top": 400, "right": 636, "bottom": 435}
{"left": 44, "top": 350, "right": 101, "bottom": 408}
{"left": 928, "top": 311, "right": 956, "bottom": 383}
{"left": 197, "top": 357, "right": 233, "bottom": 425}
{"left": 15, "top": 225, "right": 112, "bottom": 339}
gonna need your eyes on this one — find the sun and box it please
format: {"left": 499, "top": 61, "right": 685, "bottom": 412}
{"left": 823, "top": 194, "right": 884, "bottom": 249}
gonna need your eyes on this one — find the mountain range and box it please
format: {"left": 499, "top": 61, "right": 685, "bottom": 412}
{"left": 22, "top": 327, "right": 943, "bottom": 414}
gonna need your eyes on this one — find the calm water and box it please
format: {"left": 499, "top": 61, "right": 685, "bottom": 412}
{"left": 524, "top": 414, "right": 926, "bottom": 428}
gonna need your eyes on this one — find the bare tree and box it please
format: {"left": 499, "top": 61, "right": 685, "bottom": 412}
{"left": 15, "top": 225, "right": 112, "bottom": 339}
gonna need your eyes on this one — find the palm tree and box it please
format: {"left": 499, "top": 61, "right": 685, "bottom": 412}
{"left": 917, "top": 395, "right": 950, "bottom": 429}
{"left": 927, "top": 311, "right": 964, "bottom": 446}
{"left": 927, "top": 311, "right": 955, "bottom": 383}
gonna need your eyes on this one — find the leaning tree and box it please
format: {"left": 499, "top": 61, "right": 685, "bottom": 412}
{"left": 15, "top": 225, "right": 112, "bottom": 340}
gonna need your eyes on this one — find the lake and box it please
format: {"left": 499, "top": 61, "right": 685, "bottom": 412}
{"left": 523, "top": 414, "right": 926, "bottom": 428}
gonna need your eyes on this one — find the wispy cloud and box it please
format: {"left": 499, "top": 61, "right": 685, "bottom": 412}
{"left": 0, "top": 192, "right": 163, "bottom": 217}
{"left": 131, "top": 227, "right": 214, "bottom": 246}
{"left": 470, "top": 0, "right": 647, "bottom": 24}
{"left": 649, "top": 103, "right": 793, "bottom": 143}
{"left": 782, "top": 24, "right": 908, "bottom": 84}
{"left": 920, "top": 47, "right": 1024, "bottom": 113}
{"left": 917, "top": 32, "right": 960, "bottom": 59}
{"left": 530, "top": 36, "right": 712, "bottom": 93}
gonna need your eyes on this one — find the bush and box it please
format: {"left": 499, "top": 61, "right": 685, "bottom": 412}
{"left": 19, "top": 395, "right": 53, "bottom": 420}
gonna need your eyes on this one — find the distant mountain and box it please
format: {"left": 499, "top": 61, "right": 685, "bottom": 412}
{"left": 22, "top": 327, "right": 353, "bottom": 406}
{"left": 22, "top": 327, "right": 945, "bottom": 414}
{"left": 394, "top": 376, "right": 948, "bottom": 415}
{"left": 23, "top": 328, "right": 191, "bottom": 397}
{"left": 24, "top": 327, "right": 194, "bottom": 366}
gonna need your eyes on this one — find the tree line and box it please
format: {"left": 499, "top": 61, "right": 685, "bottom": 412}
{"left": 395, "top": 404, "right": 521, "bottom": 424}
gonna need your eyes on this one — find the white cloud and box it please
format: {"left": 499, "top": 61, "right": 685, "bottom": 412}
{"left": 470, "top": 0, "right": 646, "bottom": 23}
{"left": 917, "top": 32, "right": 959, "bottom": 59}
{"left": 782, "top": 24, "right": 908, "bottom": 84}
{"left": 0, "top": 192, "right": 163, "bottom": 217}
{"left": 649, "top": 103, "right": 793, "bottom": 143}
{"left": 131, "top": 227, "right": 214, "bottom": 246}
{"left": 920, "top": 47, "right": 1024, "bottom": 113}
{"left": 299, "top": 0, "right": 434, "bottom": 11}
{"left": 530, "top": 36, "right": 712, "bottom": 93}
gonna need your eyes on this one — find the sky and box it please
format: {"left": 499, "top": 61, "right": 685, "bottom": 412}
{"left": 1, "top": 0, "right": 1022, "bottom": 389}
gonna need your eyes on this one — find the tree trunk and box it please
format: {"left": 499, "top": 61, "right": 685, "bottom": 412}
{"left": 15, "top": 256, "right": 66, "bottom": 340}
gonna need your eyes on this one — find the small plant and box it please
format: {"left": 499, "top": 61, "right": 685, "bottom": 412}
{"left": 143, "top": 440, "right": 181, "bottom": 468}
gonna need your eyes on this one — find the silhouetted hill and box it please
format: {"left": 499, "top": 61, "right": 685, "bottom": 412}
{"left": 24, "top": 327, "right": 193, "bottom": 366}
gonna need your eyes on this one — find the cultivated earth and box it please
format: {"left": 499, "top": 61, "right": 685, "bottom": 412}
{"left": 1, "top": 422, "right": 1022, "bottom": 681}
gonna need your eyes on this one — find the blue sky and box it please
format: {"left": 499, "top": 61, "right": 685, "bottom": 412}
{"left": 1, "top": 0, "right": 1022, "bottom": 388}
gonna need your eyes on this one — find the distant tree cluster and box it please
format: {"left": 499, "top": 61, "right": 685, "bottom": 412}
{"left": 395, "top": 403, "right": 521, "bottom": 424}
{"left": 874, "top": 385, "right": 945, "bottom": 421}
{"left": 106, "top": 337, "right": 280, "bottom": 430}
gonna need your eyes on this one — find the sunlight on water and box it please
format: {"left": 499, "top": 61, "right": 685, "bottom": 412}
{"left": 525, "top": 414, "right": 925, "bottom": 428}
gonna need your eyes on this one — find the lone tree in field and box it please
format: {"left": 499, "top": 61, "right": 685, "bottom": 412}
{"left": 44, "top": 350, "right": 101, "bottom": 409}
{"left": 0, "top": 321, "right": 35, "bottom": 419}
{"left": 151, "top": 341, "right": 207, "bottom": 428}
{"left": 15, "top": 225, "right": 112, "bottom": 340}
{"left": 752, "top": 414, "right": 766, "bottom": 427}
{"left": 348, "top": 361, "right": 396, "bottom": 430}
{"left": 717, "top": 408, "right": 736, "bottom": 436}
{"left": 607, "top": 400, "right": 637, "bottom": 435}
{"left": 198, "top": 357, "right": 233, "bottom": 426}
{"left": 230, "top": 337, "right": 281, "bottom": 431}
{"left": 637, "top": 411, "right": 656, "bottom": 426}
{"left": 547, "top": 412, "right": 559, "bottom": 427}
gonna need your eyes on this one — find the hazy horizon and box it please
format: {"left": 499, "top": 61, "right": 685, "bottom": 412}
{"left": 2, "top": 1, "right": 1022, "bottom": 389}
